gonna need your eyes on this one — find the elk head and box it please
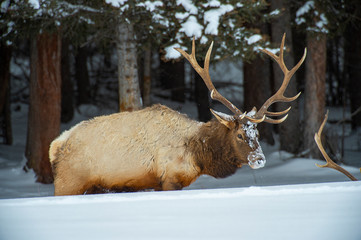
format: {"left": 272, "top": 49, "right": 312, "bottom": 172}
{"left": 175, "top": 34, "right": 307, "bottom": 170}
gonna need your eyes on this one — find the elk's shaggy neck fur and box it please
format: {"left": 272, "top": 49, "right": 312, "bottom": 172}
{"left": 188, "top": 119, "right": 240, "bottom": 178}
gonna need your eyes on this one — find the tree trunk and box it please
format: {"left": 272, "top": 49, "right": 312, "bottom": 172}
{"left": 25, "top": 32, "right": 61, "bottom": 183}
{"left": 61, "top": 38, "right": 74, "bottom": 123}
{"left": 345, "top": 16, "right": 361, "bottom": 129}
{"left": 194, "top": 70, "right": 211, "bottom": 122}
{"left": 117, "top": 22, "right": 142, "bottom": 111}
{"left": 270, "top": 0, "right": 301, "bottom": 153}
{"left": 243, "top": 58, "right": 275, "bottom": 145}
{"left": 3, "top": 89, "right": 12, "bottom": 145}
{"left": 159, "top": 60, "right": 186, "bottom": 103}
{"left": 0, "top": 43, "right": 12, "bottom": 145}
{"left": 75, "top": 45, "right": 90, "bottom": 106}
{"left": 143, "top": 49, "right": 152, "bottom": 107}
{"left": 304, "top": 33, "right": 326, "bottom": 158}
{"left": 171, "top": 60, "right": 185, "bottom": 103}
{"left": 0, "top": 44, "right": 11, "bottom": 115}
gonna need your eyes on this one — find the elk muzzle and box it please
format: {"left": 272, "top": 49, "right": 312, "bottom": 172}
{"left": 247, "top": 148, "right": 266, "bottom": 169}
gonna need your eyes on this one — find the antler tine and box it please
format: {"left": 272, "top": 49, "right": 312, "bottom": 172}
{"left": 248, "top": 33, "right": 306, "bottom": 124}
{"left": 314, "top": 111, "right": 357, "bottom": 181}
{"left": 175, "top": 38, "right": 243, "bottom": 117}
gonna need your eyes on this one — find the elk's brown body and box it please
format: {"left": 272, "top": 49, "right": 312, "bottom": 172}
{"left": 50, "top": 105, "right": 254, "bottom": 195}
{"left": 50, "top": 35, "right": 306, "bottom": 196}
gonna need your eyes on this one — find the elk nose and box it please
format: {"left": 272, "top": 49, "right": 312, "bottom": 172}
{"left": 248, "top": 150, "right": 266, "bottom": 169}
{"left": 249, "top": 158, "right": 266, "bottom": 169}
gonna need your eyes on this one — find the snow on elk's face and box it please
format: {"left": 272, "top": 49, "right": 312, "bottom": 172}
{"left": 211, "top": 109, "right": 266, "bottom": 169}
{"left": 239, "top": 120, "right": 266, "bottom": 169}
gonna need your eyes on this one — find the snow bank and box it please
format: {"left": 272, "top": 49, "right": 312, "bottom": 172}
{"left": 1, "top": 181, "right": 360, "bottom": 240}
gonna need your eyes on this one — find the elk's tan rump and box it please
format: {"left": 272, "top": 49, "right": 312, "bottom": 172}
{"left": 50, "top": 105, "right": 202, "bottom": 195}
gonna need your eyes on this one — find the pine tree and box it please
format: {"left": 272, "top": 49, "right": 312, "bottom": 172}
{"left": 26, "top": 31, "right": 61, "bottom": 183}
{"left": 1, "top": 0, "right": 100, "bottom": 182}
{"left": 162, "top": 0, "right": 272, "bottom": 61}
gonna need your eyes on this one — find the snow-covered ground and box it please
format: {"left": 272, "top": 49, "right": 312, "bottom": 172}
{"left": 0, "top": 100, "right": 360, "bottom": 239}
{"left": 1, "top": 181, "right": 361, "bottom": 240}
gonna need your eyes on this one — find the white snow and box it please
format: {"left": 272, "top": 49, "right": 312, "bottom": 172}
{"left": 0, "top": 0, "right": 10, "bottom": 13}
{"left": 316, "top": 13, "right": 328, "bottom": 29}
{"left": 175, "top": 12, "right": 189, "bottom": 20}
{"left": 177, "top": 0, "right": 198, "bottom": 15}
{"left": 1, "top": 182, "right": 360, "bottom": 240}
{"left": 203, "top": 0, "right": 221, "bottom": 8}
{"left": 204, "top": 4, "right": 234, "bottom": 35}
{"left": 28, "top": 0, "right": 40, "bottom": 9}
{"left": 105, "top": 0, "right": 128, "bottom": 7}
{"left": 165, "top": 43, "right": 182, "bottom": 59}
{"left": 269, "top": 9, "right": 280, "bottom": 16}
{"left": 200, "top": 35, "right": 208, "bottom": 44}
{"left": 246, "top": 34, "right": 262, "bottom": 45}
{"left": 179, "top": 16, "right": 203, "bottom": 39}
{"left": 295, "top": 0, "right": 328, "bottom": 33}
{"left": 296, "top": 1, "right": 314, "bottom": 17}
{"left": 136, "top": 1, "right": 163, "bottom": 12}
{"left": 0, "top": 101, "right": 361, "bottom": 240}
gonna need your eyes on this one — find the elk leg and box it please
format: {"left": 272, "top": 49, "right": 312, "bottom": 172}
{"left": 161, "top": 180, "right": 183, "bottom": 191}
{"left": 54, "top": 175, "right": 91, "bottom": 196}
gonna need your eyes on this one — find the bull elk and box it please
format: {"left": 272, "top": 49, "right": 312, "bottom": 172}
{"left": 50, "top": 34, "right": 307, "bottom": 196}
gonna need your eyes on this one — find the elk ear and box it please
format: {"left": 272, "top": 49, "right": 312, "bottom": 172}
{"left": 210, "top": 109, "right": 235, "bottom": 129}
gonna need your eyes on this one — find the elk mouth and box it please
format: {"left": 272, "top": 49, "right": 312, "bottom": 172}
{"left": 247, "top": 150, "right": 266, "bottom": 169}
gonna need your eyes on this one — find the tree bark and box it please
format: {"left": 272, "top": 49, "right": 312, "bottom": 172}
{"left": 25, "top": 32, "right": 61, "bottom": 183}
{"left": 0, "top": 43, "right": 12, "bottom": 145}
{"left": 3, "top": 89, "right": 12, "bottom": 145}
{"left": 304, "top": 33, "right": 326, "bottom": 158}
{"left": 270, "top": 0, "right": 301, "bottom": 153}
{"left": 0, "top": 44, "right": 11, "bottom": 115}
{"left": 244, "top": 58, "right": 275, "bottom": 145}
{"left": 117, "top": 23, "right": 142, "bottom": 111}
{"left": 61, "top": 38, "right": 74, "bottom": 123}
{"left": 345, "top": 15, "right": 361, "bottom": 129}
{"left": 159, "top": 60, "right": 186, "bottom": 103}
{"left": 143, "top": 49, "right": 152, "bottom": 107}
{"left": 75, "top": 45, "right": 90, "bottom": 106}
{"left": 194, "top": 70, "right": 211, "bottom": 122}
{"left": 171, "top": 60, "right": 185, "bottom": 103}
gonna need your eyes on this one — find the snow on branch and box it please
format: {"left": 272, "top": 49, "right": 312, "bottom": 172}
{"left": 179, "top": 16, "right": 203, "bottom": 39}
{"left": 163, "top": 1, "right": 273, "bottom": 61}
{"left": 295, "top": 0, "right": 329, "bottom": 34}
{"left": 204, "top": 4, "right": 234, "bottom": 35}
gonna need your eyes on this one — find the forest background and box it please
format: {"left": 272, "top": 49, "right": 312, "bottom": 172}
{"left": 0, "top": 0, "right": 360, "bottom": 184}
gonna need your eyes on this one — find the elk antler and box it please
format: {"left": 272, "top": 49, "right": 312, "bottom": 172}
{"left": 314, "top": 111, "right": 357, "bottom": 181}
{"left": 174, "top": 38, "right": 245, "bottom": 119}
{"left": 249, "top": 33, "right": 307, "bottom": 124}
